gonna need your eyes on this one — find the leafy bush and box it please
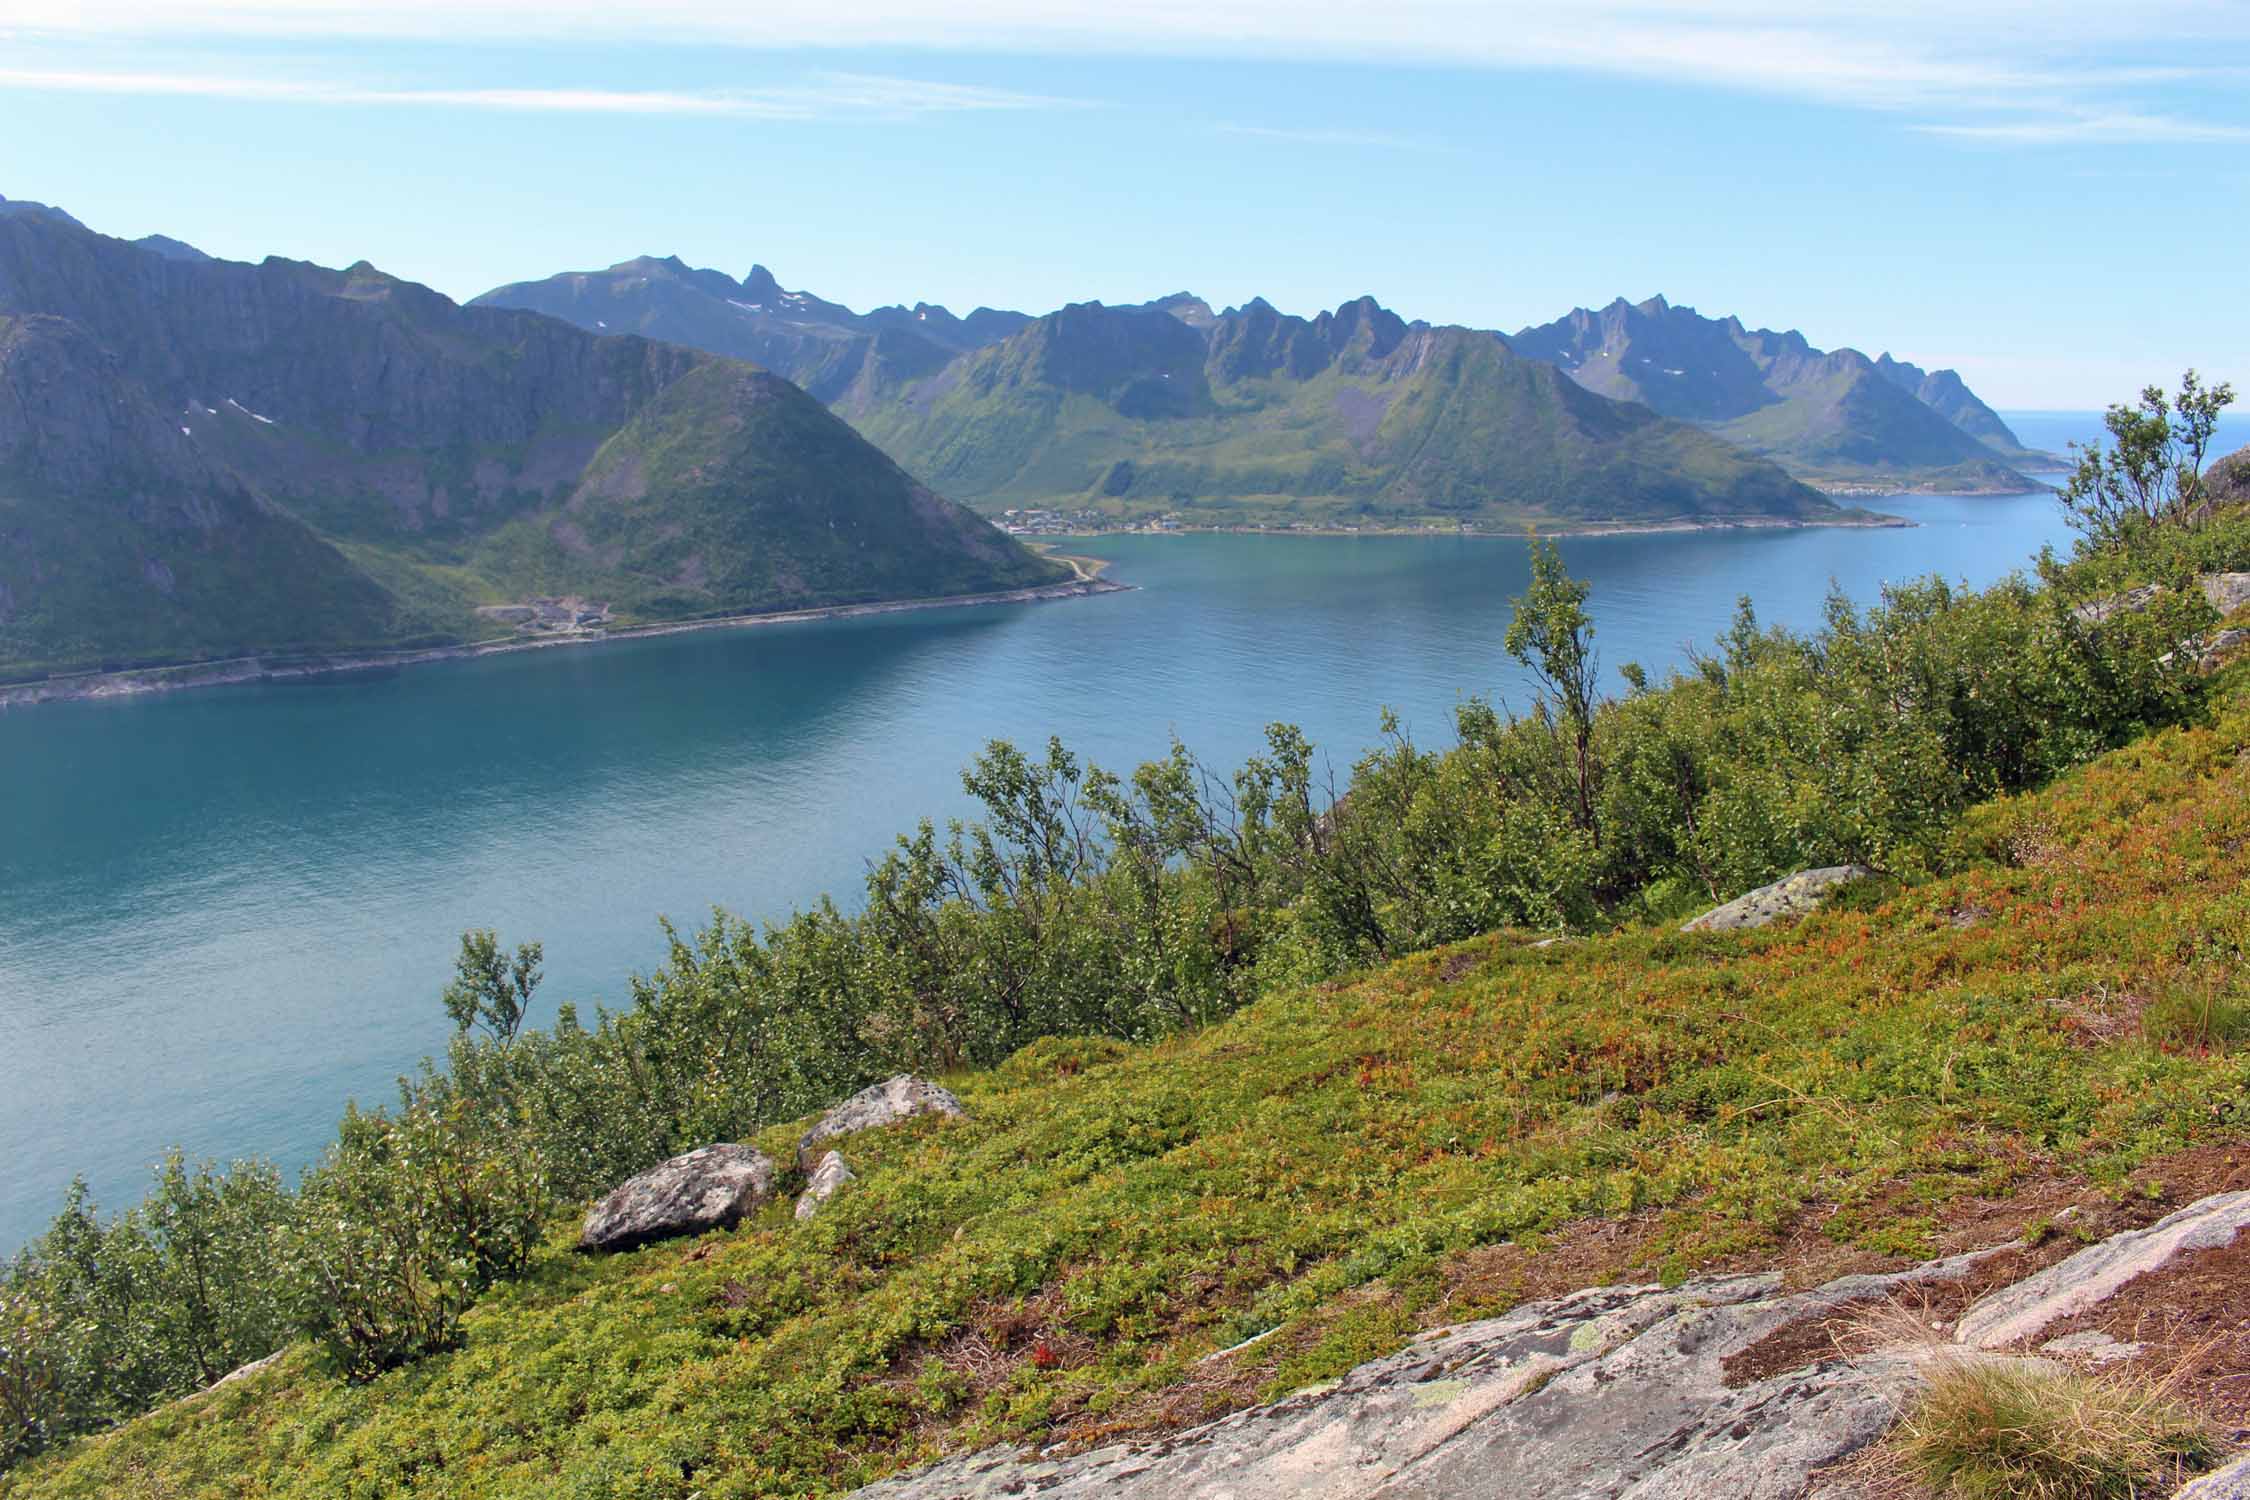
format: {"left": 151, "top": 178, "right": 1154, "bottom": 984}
{"left": 0, "top": 1156, "right": 291, "bottom": 1463}
{"left": 277, "top": 1100, "right": 550, "bottom": 1381}
{"left": 2057, "top": 371, "right": 2235, "bottom": 555}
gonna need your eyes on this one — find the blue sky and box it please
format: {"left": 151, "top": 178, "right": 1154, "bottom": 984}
{"left": 2, "top": 2, "right": 2245, "bottom": 407}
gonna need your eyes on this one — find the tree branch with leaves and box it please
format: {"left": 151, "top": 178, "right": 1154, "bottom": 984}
{"left": 2059, "top": 370, "right": 2236, "bottom": 552}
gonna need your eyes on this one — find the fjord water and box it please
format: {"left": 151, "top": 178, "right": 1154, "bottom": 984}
{"left": 0, "top": 489, "right": 2084, "bottom": 1249}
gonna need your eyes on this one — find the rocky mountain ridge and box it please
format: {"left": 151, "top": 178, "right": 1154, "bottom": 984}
{"left": 472, "top": 256, "right": 1032, "bottom": 405}
{"left": 1512, "top": 295, "right": 2055, "bottom": 491}
{"left": 477, "top": 259, "right": 2045, "bottom": 506}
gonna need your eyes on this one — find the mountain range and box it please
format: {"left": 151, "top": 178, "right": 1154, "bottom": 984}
{"left": 0, "top": 200, "right": 2061, "bottom": 678}
{"left": 845, "top": 295, "right": 1837, "bottom": 527}
{"left": 1511, "top": 296, "right": 2056, "bottom": 491}
{"left": 480, "top": 259, "right": 1854, "bottom": 530}
{"left": 476, "top": 258, "right": 1033, "bottom": 406}
{"left": 0, "top": 210, "right": 1062, "bottom": 677}
{"left": 478, "top": 259, "right": 2052, "bottom": 509}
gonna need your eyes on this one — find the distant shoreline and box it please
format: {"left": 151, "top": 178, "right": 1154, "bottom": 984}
{"left": 0, "top": 570, "right": 1130, "bottom": 712}
{"left": 1011, "top": 509, "right": 1916, "bottom": 543}
{"left": 0, "top": 512, "right": 1946, "bottom": 709}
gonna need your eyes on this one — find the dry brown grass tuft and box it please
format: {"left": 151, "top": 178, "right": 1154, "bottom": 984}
{"left": 1888, "top": 1348, "right": 2218, "bottom": 1499}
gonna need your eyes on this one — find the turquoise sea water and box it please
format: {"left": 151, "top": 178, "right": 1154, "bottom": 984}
{"left": 0, "top": 423, "right": 2211, "bottom": 1250}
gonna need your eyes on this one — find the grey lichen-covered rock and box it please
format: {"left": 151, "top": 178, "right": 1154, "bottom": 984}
{"left": 580, "top": 1144, "right": 776, "bottom": 1253}
{"left": 2175, "top": 1453, "right": 2250, "bottom": 1499}
{"left": 2073, "top": 582, "right": 2170, "bottom": 626}
{"left": 1681, "top": 865, "right": 1877, "bottom": 933}
{"left": 846, "top": 1257, "right": 2013, "bottom": 1500}
{"left": 2072, "top": 572, "right": 2250, "bottom": 628}
{"left": 2207, "top": 445, "right": 2250, "bottom": 509}
{"left": 1956, "top": 1190, "right": 2250, "bottom": 1349}
{"left": 2159, "top": 626, "right": 2250, "bottom": 673}
{"left": 794, "top": 1150, "right": 857, "bottom": 1222}
{"left": 2199, "top": 627, "right": 2250, "bottom": 667}
{"left": 2203, "top": 572, "right": 2250, "bottom": 617}
{"left": 797, "top": 1075, "right": 965, "bottom": 1171}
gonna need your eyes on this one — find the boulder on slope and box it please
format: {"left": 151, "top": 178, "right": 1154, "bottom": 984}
{"left": 797, "top": 1075, "right": 965, "bottom": 1171}
{"left": 1681, "top": 865, "right": 1877, "bottom": 933}
{"left": 580, "top": 1144, "right": 777, "bottom": 1253}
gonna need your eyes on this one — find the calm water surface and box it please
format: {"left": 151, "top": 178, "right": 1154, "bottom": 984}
{"left": 0, "top": 458, "right": 2150, "bottom": 1249}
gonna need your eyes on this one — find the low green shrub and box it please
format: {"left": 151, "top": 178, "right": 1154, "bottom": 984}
{"left": 0, "top": 1156, "right": 292, "bottom": 1462}
{"left": 278, "top": 1100, "right": 550, "bottom": 1381}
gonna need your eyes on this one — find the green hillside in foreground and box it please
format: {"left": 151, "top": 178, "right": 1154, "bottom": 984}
{"left": 11, "top": 565, "right": 2250, "bottom": 1496}
{"left": 0, "top": 210, "right": 1061, "bottom": 677}
{"left": 845, "top": 298, "right": 1844, "bottom": 528}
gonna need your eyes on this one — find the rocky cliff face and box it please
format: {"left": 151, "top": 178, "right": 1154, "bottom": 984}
{"left": 0, "top": 212, "right": 1061, "bottom": 674}
{"left": 1873, "top": 352, "right": 2052, "bottom": 465}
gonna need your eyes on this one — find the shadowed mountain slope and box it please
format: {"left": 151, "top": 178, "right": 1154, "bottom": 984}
{"left": 0, "top": 214, "right": 1062, "bottom": 675}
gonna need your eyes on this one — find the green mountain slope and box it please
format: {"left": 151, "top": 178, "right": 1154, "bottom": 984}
{"left": 1512, "top": 296, "right": 2042, "bottom": 492}
{"left": 0, "top": 214, "right": 1063, "bottom": 675}
{"left": 1873, "top": 352, "right": 2059, "bottom": 468}
{"left": 847, "top": 296, "right": 1842, "bottom": 528}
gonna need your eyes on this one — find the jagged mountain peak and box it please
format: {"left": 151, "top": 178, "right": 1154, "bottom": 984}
{"left": 1514, "top": 295, "right": 2038, "bottom": 488}
{"left": 475, "top": 257, "right": 1030, "bottom": 403}
{"left": 0, "top": 194, "right": 87, "bottom": 232}
{"left": 1314, "top": 295, "right": 1409, "bottom": 360}
{"left": 1144, "top": 292, "right": 1217, "bottom": 328}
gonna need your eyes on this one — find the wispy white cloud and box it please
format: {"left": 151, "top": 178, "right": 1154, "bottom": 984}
{"left": 1914, "top": 111, "right": 2250, "bottom": 145}
{"left": 1217, "top": 123, "right": 1449, "bottom": 152}
{"left": 0, "top": 65, "right": 1083, "bottom": 118}
{"left": 4, "top": 1, "right": 2246, "bottom": 143}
